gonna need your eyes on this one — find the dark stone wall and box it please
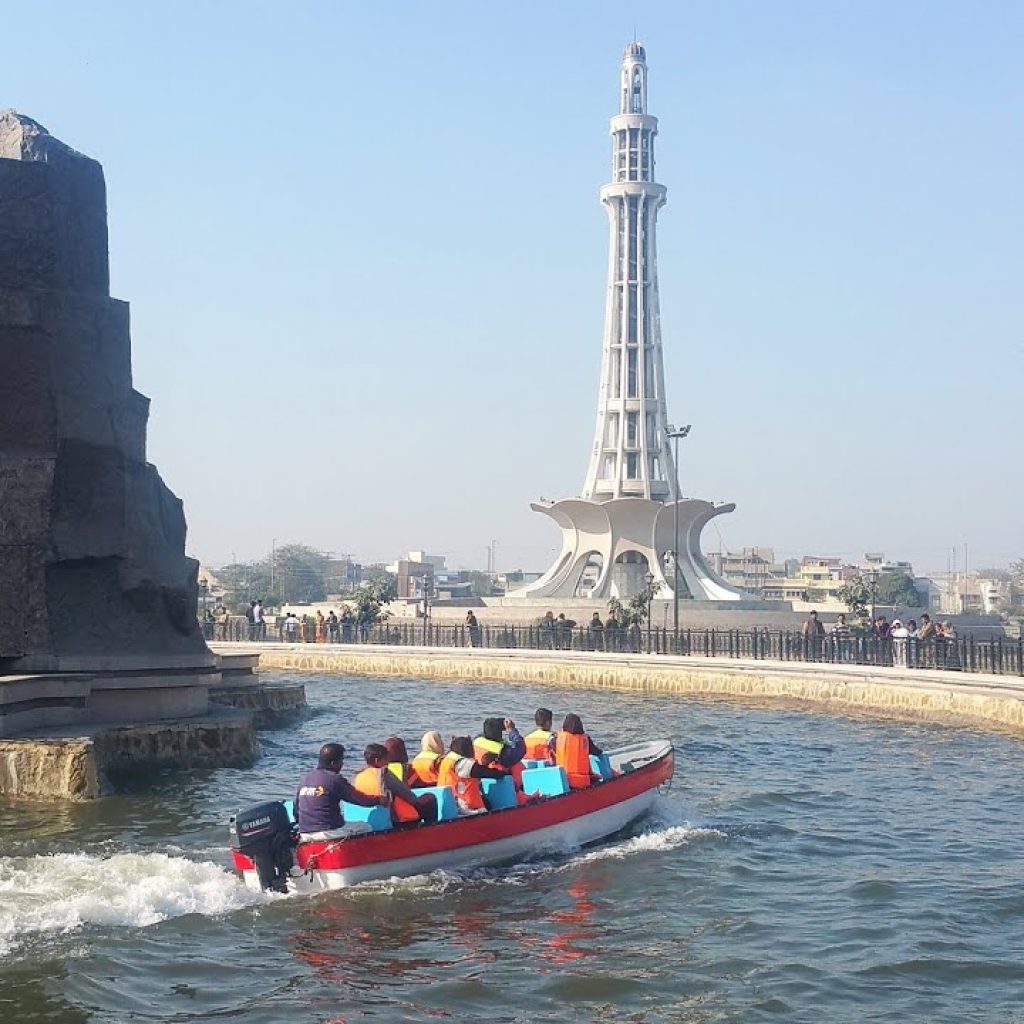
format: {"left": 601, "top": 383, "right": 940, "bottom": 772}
{"left": 0, "top": 110, "right": 206, "bottom": 665}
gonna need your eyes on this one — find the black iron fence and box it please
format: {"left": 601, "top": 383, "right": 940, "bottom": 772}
{"left": 205, "top": 617, "right": 1024, "bottom": 677}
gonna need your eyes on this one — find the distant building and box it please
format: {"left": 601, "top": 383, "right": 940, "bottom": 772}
{"left": 762, "top": 557, "right": 854, "bottom": 605}
{"left": 705, "top": 548, "right": 785, "bottom": 595}
{"left": 925, "top": 571, "right": 1012, "bottom": 616}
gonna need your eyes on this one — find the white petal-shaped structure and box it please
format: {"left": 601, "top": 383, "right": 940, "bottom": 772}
{"left": 518, "top": 498, "right": 745, "bottom": 601}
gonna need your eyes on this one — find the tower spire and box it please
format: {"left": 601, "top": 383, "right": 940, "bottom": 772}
{"left": 582, "top": 41, "right": 673, "bottom": 502}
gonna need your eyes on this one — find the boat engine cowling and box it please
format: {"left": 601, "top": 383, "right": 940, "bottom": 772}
{"left": 231, "top": 800, "right": 295, "bottom": 892}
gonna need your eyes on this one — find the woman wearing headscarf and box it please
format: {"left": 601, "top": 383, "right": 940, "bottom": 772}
{"left": 550, "top": 714, "right": 603, "bottom": 790}
{"left": 438, "top": 736, "right": 507, "bottom": 813}
{"left": 410, "top": 731, "right": 445, "bottom": 786}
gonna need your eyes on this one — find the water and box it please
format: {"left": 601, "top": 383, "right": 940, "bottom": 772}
{"left": 3, "top": 673, "right": 1024, "bottom": 1023}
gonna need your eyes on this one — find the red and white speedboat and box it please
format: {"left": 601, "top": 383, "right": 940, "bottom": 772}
{"left": 232, "top": 739, "right": 673, "bottom": 892}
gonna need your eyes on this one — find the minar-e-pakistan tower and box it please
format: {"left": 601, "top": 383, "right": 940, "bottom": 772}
{"left": 519, "top": 43, "right": 744, "bottom": 601}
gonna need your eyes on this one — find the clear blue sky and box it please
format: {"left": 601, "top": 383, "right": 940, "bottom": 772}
{"left": 7, "top": 1, "right": 1022, "bottom": 574}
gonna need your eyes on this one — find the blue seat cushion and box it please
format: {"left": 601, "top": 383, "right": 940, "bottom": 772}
{"left": 413, "top": 785, "right": 458, "bottom": 821}
{"left": 521, "top": 765, "right": 570, "bottom": 797}
{"left": 480, "top": 775, "right": 518, "bottom": 810}
{"left": 523, "top": 758, "right": 548, "bottom": 770}
{"left": 590, "top": 753, "right": 613, "bottom": 780}
{"left": 342, "top": 801, "right": 393, "bottom": 831}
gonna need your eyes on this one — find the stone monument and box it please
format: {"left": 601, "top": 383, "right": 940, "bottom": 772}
{"left": 0, "top": 110, "right": 221, "bottom": 742}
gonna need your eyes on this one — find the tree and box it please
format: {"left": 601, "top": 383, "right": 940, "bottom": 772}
{"left": 351, "top": 577, "right": 395, "bottom": 625}
{"left": 213, "top": 542, "right": 333, "bottom": 609}
{"left": 1010, "top": 559, "right": 1024, "bottom": 615}
{"left": 875, "top": 571, "right": 924, "bottom": 608}
{"left": 215, "top": 561, "right": 276, "bottom": 612}
{"left": 837, "top": 577, "right": 872, "bottom": 632}
{"left": 607, "top": 584, "right": 660, "bottom": 626}
{"left": 270, "top": 544, "right": 331, "bottom": 603}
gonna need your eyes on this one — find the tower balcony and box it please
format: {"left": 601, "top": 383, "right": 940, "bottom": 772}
{"left": 609, "top": 113, "right": 658, "bottom": 134}
{"left": 600, "top": 182, "right": 666, "bottom": 203}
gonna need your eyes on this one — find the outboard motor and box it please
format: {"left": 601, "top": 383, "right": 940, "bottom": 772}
{"left": 231, "top": 801, "right": 295, "bottom": 892}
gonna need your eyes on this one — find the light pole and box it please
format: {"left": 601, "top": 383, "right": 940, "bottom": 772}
{"left": 666, "top": 424, "right": 692, "bottom": 640}
{"left": 644, "top": 570, "right": 656, "bottom": 652}
{"left": 865, "top": 566, "right": 880, "bottom": 628}
{"left": 422, "top": 573, "right": 433, "bottom": 645}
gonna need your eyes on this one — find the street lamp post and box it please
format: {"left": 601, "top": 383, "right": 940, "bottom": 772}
{"left": 422, "top": 574, "right": 433, "bottom": 646}
{"left": 865, "top": 567, "right": 880, "bottom": 627}
{"left": 666, "top": 424, "right": 692, "bottom": 642}
{"left": 644, "top": 570, "right": 656, "bottom": 653}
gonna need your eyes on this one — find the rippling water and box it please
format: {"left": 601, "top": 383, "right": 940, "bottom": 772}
{"left": 3, "top": 673, "right": 1024, "bottom": 1023}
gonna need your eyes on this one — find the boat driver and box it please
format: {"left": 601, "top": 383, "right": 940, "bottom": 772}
{"left": 294, "top": 742, "right": 388, "bottom": 840}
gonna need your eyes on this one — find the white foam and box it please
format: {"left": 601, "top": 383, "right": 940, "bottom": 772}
{"left": 0, "top": 852, "right": 268, "bottom": 958}
{"left": 568, "top": 823, "right": 724, "bottom": 866}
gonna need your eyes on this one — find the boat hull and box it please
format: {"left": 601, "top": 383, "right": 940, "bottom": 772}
{"left": 234, "top": 739, "right": 673, "bottom": 891}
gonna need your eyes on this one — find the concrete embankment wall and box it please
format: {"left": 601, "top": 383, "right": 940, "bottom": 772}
{"left": 242, "top": 644, "right": 1024, "bottom": 738}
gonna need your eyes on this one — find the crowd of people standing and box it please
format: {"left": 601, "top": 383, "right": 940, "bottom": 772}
{"left": 803, "top": 610, "right": 963, "bottom": 667}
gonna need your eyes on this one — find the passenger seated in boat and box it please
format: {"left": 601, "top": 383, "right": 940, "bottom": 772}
{"left": 523, "top": 708, "right": 555, "bottom": 761}
{"left": 383, "top": 736, "right": 416, "bottom": 787}
{"left": 354, "top": 743, "right": 439, "bottom": 825}
{"left": 551, "top": 714, "right": 604, "bottom": 790}
{"left": 410, "top": 731, "right": 445, "bottom": 786}
{"left": 294, "top": 742, "right": 388, "bottom": 839}
{"left": 474, "top": 717, "right": 526, "bottom": 787}
{"left": 439, "top": 736, "right": 507, "bottom": 813}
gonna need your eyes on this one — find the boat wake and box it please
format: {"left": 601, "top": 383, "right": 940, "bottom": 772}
{"left": 0, "top": 816, "right": 720, "bottom": 953}
{"left": 0, "top": 851, "right": 270, "bottom": 958}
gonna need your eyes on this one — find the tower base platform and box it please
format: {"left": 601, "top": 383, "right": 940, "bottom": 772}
{"left": 510, "top": 496, "right": 748, "bottom": 601}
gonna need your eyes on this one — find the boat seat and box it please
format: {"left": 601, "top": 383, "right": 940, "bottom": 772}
{"left": 521, "top": 765, "right": 570, "bottom": 797}
{"left": 590, "top": 753, "right": 613, "bottom": 780}
{"left": 523, "top": 758, "right": 548, "bottom": 770}
{"left": 341, "top": 801, "right": 393, "bottom": 831}
{"left": 413, "top": 785, "right": 458, "bottom": 821}
{"left": 480, "top": 775, "right": 518, "bottom": 810}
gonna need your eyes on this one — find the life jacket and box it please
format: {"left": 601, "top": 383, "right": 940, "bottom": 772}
{"left": 353, "top": 766, "right": 420, "bottom": 822}
{"left": 524, "top": 728, "right": 553, "bottom": 760}
{"left": 411, "top": 750, "right": 441, "bottom": 786}
{"left": 473, "top": 736, "right": 524, "bottom": 788}
{"left": 473, "top": 736, "right": 504, "bottom": 764}
{"left": 438, "top": 752, "right": 484, "bottom": 811}
{"left": 555, "top": 732, "right": 592, "bottom": 790}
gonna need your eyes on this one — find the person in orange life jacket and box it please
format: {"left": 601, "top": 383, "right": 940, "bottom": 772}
{"left": 523, "top": 707, "right": 555, "bottom": 761}
{"left": 439, "top": 736, "right": 507, "bottom": 813}
{"left": 410, "top": 731, "right": 445, "bottom": 786}
{"left": 474, "top": 717, "right": 526, "bottom": 787}
{"left": 294, "top": 742, "right": 388, "bottom": 837}
{"left": 550, "top": 714, "right": 603, "bottom": 789}
{"left": 353, "top": 743, "right": 438, "bottom": 825}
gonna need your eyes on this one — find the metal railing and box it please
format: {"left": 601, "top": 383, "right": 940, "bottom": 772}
{"left": 204, "top": 618, "right": 1024, "bottom": 677}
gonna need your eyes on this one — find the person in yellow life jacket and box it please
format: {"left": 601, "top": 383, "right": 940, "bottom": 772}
{"left": 353, "top": 743, "right": 438, "bottom": 825}
{"left": 410, "top": 731, "right": 445, "bottom": 787}
{"left": 439, "top": 736, "right": 507, "bottom": 813}
{"left": 551, "top": 713, "right": 603, "bottom": 790}
{"left": 383, "top": 736, "right": 415, "bottom": 787}
{"left": 474, "top": 717, "right": 526, "bottom": 787}
{"left": 523, "top": 707, "right": 554, "bottom": 761}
